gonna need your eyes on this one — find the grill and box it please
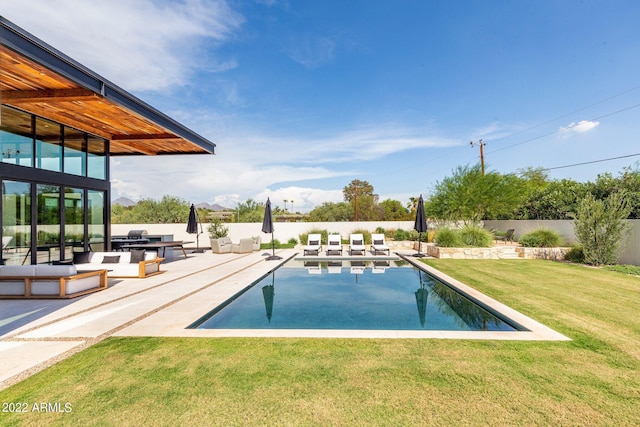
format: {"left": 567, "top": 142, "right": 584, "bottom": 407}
{"left": 127, "top": 230, "right": 148, "bottom": 240}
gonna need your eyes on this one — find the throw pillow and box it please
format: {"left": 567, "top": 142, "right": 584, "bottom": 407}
{"left": 102, "top": 255, "right": 121, "bottom": 264}
{"left": 330, "top": 241, "right": 339, "bottom": 245}
{"left": 130, "top": 249, "right": 146, "bottom": 264}
{"left": 374, "top": 240, "right": 383, "bottom": 245}
{"left": 353, "top": 240, "right": 363, "bottom": 245}
{"left": 309, "top": 240, "right": 319, "bottom": 245}
{"left": 72, "top": 251, "right": 92, "bottom": 264}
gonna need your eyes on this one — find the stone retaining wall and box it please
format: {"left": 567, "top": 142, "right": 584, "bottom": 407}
{"left": 427, "top": 244, "right": 570, "bottom": 260}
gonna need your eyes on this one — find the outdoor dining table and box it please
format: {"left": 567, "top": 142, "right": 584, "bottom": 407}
{"left": 121, "top": 241, "right": 192, "bottom": 258}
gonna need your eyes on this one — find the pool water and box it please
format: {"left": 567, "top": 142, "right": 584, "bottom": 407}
{"left": 191, "top": 259, "right": 518, "bottom": 331}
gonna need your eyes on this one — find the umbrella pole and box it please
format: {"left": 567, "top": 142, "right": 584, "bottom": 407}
{"left": 414, "top": 232, "right": 425, "bottom": 257}
{"left": 267, "top": 231, "right": 282, "bottom": 260}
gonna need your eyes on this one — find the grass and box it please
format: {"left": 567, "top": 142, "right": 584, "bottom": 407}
{"left": 1, "top": 260, "right": 640, "bottom": 426}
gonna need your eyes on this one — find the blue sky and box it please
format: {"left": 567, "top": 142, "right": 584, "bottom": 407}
{"left": 2, "top": 0, "right": 640, "bottom": 212}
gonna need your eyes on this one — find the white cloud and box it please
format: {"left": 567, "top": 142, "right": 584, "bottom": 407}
{"left": 0, "top": 0, "right": 244, "bottom": 91}
{"left": 254, "top": 187, "right": 344, "bottom": 213}
{"left": 283, "top": 34, "right": 337, "bottom": 69}
{"left": 559, "top": 120, "right": 600, "bottom": 135}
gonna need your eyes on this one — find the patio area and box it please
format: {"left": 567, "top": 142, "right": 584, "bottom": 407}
{"left": 1, "top": 248, "right": 569, "bottom": 390}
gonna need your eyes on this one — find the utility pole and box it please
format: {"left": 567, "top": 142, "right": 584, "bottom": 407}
{"left": 470, "top": 139, "right": 486, "bottom": 175}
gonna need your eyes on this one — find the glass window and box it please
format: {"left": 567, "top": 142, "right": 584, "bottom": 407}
{"left": 1, "top": 180, "right": 31, "bottom": 265}
{"left": 36, "top": 117, "right": 62, "bottom": 172}
{"left": 0, "top": 106, "right": 34, "bottom": 167}
{"left": 64, "top": 127, "right": 87, "bottom": 176}
{"left": 88, "top": 190, "right": 105, "bottom": 251}
{"left": 87, "top": 137, "right": 107, "bottom": 180}
{"left": 64, "top": 188, "right": 84, "bottom": 258}
{"left": 36, "top": 184, "right": 61, "bottom": 264}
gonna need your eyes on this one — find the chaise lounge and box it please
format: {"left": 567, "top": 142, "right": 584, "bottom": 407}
{"left": 349, "top": 233, "right": 366, "bottom": 256}
{"left": 326, "top": 234, "right": 343, "bottom": 256}
{"left": 304, "top": 234, "right": 322, "bottom": 256}
{"left": 370, "top": 233, "right": 390, "bottom": 255}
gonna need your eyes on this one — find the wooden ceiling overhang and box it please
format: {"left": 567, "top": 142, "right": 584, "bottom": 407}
{"left": 0, "top": 17, "right": 215, "bottom": 156}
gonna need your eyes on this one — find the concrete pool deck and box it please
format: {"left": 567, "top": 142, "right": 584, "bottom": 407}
{"left": 0, "top": 249, "right": 569, "bottom": 390}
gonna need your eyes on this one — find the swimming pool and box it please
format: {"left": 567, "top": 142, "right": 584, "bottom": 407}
{"left": 190, "top": 257, "right": 521, "bottom": 331}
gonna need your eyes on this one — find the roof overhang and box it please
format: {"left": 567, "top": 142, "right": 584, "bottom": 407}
{"left": 0, "top": 16, "right": 215, "bottom": 156}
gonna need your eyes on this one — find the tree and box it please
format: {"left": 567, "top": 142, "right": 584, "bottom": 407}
{"left": 379, "top": 199, "right": 411, "bottom": 220}
{"left": 343, "top": 179, "right": 378, "bottom": 221}
{"left": 573, "top": 192, "right": 631, "bottom": 265}
{"left": 308, "top": 202, "right": 352, "bottom": 222}
{"left": 236, "top": 198, "right": 264, "bottom": 222}
{"left": 111, "top": 195, "right": 190, "bottom": 224}
{"left": 516, "top": 179, "right": 589, "bottom": 220}
{"left": 426, "top": 164, "right": 528, "bottom": 221}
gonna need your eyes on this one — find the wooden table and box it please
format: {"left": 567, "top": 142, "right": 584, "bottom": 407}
{"left": 121, "top": 241, "right": 192, "bottom": 258}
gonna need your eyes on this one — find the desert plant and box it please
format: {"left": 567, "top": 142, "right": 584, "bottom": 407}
{"left": 434, "top": 227, "right": 463, "bottom": 247}
{"left": 564, "top": 245, "right": 585, "bottom": 263}
{"left": 458, "top": 224, "right": 493, "bottom": 247}
{"left": 519, "top": 228, "right": 563, "bottom": 248}
{"left": 574, "top": 193, "right": 631, "bottom": 265}
{"left": 207, "top": 217, "right": 228, "bottom": 239}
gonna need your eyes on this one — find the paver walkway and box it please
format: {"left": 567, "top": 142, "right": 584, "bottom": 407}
{"left": 0, "top": 249, "right": 291, "bottom": 390}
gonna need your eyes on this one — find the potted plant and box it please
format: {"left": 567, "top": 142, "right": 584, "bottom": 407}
{"left": 208, "top": 217, "right": 229, "bottom": 248}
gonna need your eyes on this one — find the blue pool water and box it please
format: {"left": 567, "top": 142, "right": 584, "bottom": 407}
{"left": 191, "top": 258, "right": 519, "bottom": 331}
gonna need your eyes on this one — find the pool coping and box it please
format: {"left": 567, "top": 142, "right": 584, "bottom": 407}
{"left": 115, "top": 252, "right": 570, "bottom": 341}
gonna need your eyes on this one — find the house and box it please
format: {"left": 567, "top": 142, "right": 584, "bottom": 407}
{"left": 0, "top": 16, "right": 216, "bottom": 265}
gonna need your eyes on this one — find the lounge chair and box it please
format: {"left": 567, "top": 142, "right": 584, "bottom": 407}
{"left": 349, "top": 233, "right": 366, "bottom": 256}
{"left": 326, "top": 234, "right": 343, "bottom": 256}
{"left": 370, "top": 233, "right": 390, "bottom": 255}
{"left": 304, "top": 234, "right": 322, "bottom": 256}
{"left": 495, "top": 229, "right": 515, "bottom": 244}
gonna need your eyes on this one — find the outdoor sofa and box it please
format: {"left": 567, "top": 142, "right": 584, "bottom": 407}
{"left": 71, "top": 250, "right": 164, "bottom": 278}
{"left": 0, "top": 264, "right": 108, "bottom": 299}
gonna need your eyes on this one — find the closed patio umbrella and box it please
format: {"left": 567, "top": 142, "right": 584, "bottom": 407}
{"left": 415, "top": 270, "right": 429, "bottom": 327}
{"left": 413, "top": 195, "right": 427, "bottom": 257}
{"left": 186, "top": 204, "right": 204, "bottom": 253}
{"left": 262, "top": 273, "right": 275, "bottom": 322}
{"left": 262, "top": 198, "right": 281, "bottom": 260}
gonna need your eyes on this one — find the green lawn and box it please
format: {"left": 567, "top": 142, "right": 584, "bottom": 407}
{"left": 1, "top": 260, "right": 639, "bottom": 426}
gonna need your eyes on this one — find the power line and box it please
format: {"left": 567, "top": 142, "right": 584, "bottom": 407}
{"left": 542, "top": 152, "right": 640, "bottom": 171}
{"left": 488, "top": 102, "right": 640, "bottom": 155}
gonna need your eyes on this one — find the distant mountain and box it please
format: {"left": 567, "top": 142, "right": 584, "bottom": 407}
{"left": 196, "top": 202, "right": 229, "bottom": 211}
{"left": 112, "top": 197, "right": 136, "bottom": 207}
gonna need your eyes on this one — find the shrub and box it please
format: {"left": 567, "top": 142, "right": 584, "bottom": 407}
{"left": 434, "top": 227, "right": 463, "bottom": 247}
{"left": 394, "top": 229, "right": 409, "bottom": 241}
{"left": 574, "top": 193, "right": 631, "bottom": 266}
{"left": 565, "top": 245, "right": 585, "bottom": 263}
{"left": 519, "top": 228, "right": 564, "bottom": 248}
{"left": 288, "top": 237, "right": 298, "bottom": 245}
{"left": 375, "top": 227, "right": 385, "bottom": 234}
{"left": 458, "top": 224, "right": 493, "bottom": 247}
